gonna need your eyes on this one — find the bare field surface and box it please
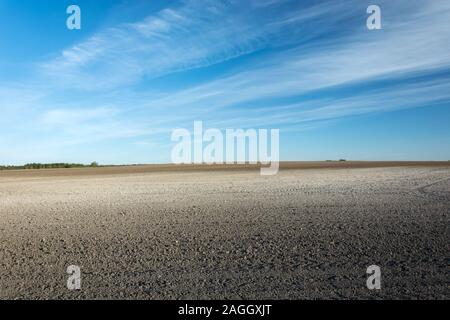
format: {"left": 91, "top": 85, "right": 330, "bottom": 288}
{"left": 1, "top": 161, "right": 449, "bottom": 178}
{"left": 0, "top": 164, "right": 449, "bottom": 299}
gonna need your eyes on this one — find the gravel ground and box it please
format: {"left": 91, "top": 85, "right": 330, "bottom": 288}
{"left": 0, "top": 165, "right": 449, "bottom": 299}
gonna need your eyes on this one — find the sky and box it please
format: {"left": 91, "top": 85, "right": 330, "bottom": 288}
{"left": 0, "top": 0, "right": 449, "bottom": 165}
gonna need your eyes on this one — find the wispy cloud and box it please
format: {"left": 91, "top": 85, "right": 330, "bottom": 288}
{"left": 37, "top": 0, "right": 360, "bottom": 90}
{"left": 38, "top": 1, "right": 274, "bottom": 90}
{"left": 141, "top": 0, "right": 450, "bottom": 113}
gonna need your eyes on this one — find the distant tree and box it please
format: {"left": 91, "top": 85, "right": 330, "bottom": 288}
{"left": 90, "top": 161, "right": 99, "bottom": 167}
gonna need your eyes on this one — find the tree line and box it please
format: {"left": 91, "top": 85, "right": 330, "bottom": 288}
{"left": 0, "top": 162, "right": 99, "bottom": 170}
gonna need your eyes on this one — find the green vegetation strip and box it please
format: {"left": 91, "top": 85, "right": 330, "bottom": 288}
{"left": 0, "top": 162, "right": 99, "bottom": 170}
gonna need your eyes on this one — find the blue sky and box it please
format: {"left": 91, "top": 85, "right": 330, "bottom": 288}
{"left": 1, "top": 0, "right": 449, "bottom": 165}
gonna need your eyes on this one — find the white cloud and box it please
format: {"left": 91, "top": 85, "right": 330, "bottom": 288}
{"left": 129, "top": 0, "right": 450, "bottom": 122}
{"left": 37, "top": 0, "right": 355, "bottom": 91}
{"left": 41, "top": 107, "right": 116, "bottom": 127}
